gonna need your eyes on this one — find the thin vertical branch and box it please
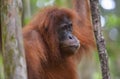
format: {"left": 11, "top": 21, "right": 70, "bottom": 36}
{"left": 90, "top": 0, "right": 111, "bottom": 79}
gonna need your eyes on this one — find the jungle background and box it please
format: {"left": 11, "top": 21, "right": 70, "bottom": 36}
{"left": 0, "top": 0, "right": 120, "bottom": 79}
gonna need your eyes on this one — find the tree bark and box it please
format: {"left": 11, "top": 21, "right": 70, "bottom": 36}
{"left": 90, "top": 0, "right": 111, "bottom": 79}
{"left": 0, "top": 0, "right": 2, "bottom": 52}
{"left": 1, "top": 0, "right": 27, "bottom": 79}
{"left": 22, "top": 0, "right": 31, "bottom": 26}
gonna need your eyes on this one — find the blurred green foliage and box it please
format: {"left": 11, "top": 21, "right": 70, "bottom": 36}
{"left": 106, "top": 15, "right": 120, "bottom": 28}
{"left": 0, "top": 54, "right": 4, "bottom": 79}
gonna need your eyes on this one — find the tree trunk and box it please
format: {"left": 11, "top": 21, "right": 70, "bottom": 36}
{"left": 1, "top": 0, "right": 27, "bottom": 79}
{"left": 0, "top": 0, "right": 2, "bottom": 52}
{"left": 22, "top": 0, "right": 31, "bottom": 26}
{"left": 90, "top": 0, "right": 111, "bottom": 79}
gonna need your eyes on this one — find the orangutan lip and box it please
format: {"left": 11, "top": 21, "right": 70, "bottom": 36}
{"left": 70, "top": 45, "right": 79, "bottom": 49}
{"left": 62, "top": 44, "right": 80, "bottom": 48}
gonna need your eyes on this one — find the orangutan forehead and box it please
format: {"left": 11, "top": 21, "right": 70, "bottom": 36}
{"left": 47, "top": 9, "right": 71, "bottom": 19}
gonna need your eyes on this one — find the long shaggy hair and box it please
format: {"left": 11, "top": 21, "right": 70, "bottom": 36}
{"left": 23, "top": 7, "right": 95, "bottom": 79}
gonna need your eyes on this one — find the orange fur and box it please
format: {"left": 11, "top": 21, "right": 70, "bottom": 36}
{"left": 23, "top": 7, "right": 95, "bottom": 79}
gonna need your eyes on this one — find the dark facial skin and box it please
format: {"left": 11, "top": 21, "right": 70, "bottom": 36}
{"left": 57, "top": 16, "right": 80, "bottom": 56}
